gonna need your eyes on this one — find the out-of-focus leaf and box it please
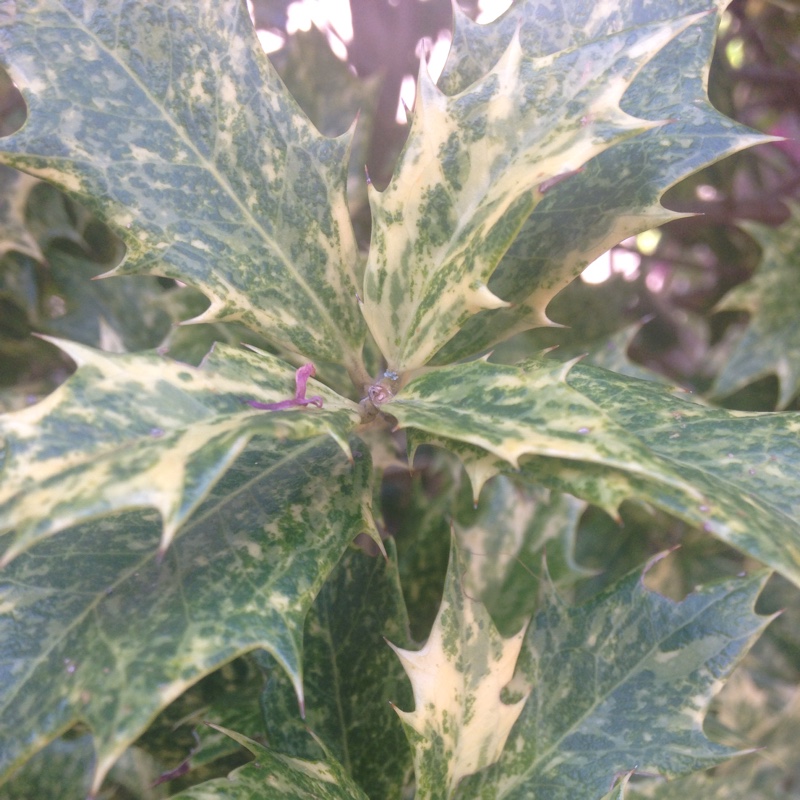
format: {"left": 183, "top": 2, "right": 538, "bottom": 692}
{"left": 433, "top": 0, "right": 771, "bottom": 364}
{"left": 0, "top": 734, "right": 95, "bottom": 800}
{"left": 456, "top": 476, "right": 589, "bottom": 635}
{"left": 260, "top": 539, "right": 414, "bottom": 800}
{"left": 389, "top": 359, "right": 800, "bottom": 587}
{"left": 0, "top": 0, "right": 366, "bottom": 375}
{"left": 0, "top": 341, "right": 360, "bottom": 562}
{"left": 457, "top": 568, "right": 771, "bottom": 799}
{"left": 362, "top": 14, "right": 696, "bottom": 372}
{"left": 0, "top": 166, "right": 40, "bottom": 261}
{"left": 167, "top": 726, "right": 369, "bottom": 799}
{"left": 42, "top": 247, "right": 175, "bottom": 352}
{"left": 389, "top": 537, "right": 528, "bottom": 799}
{"left": 0, "top": 437, "right": 374, "bottom": 795}
{"left": 386, "top": 447, "right": 468, "bottom": 641}
{"left": 713, "top": 206, "right": 800, "bottom": 408}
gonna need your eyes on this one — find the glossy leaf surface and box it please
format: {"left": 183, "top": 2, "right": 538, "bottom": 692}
{"left": 260, "top": 540, "right": 414, "bottom": 800}
{"left": 433, "top": 0, "right": 770, "bottom": 363}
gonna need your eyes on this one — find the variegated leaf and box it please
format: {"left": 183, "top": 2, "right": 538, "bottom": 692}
{"left": 389, "top": 537, "right": 528, "bottom": 799}
{"left": 0, "top": 0, "right": 367, "bottom": 376}
{"left": 361, "top": 13, "right": 697, "bottom": 373}
{"left": 0, "top": 437, "right": 374, "bottom": 795}
{"left": 259, "top": 540, "right": 414, "bottom": 800}
{"left": 167, "top": 726, "right": 369, "bottom": 800}
{"left": 456, "top": 568, "right": 771, "bottom": 799}
{"left": 432, "top": 0, "right": 771, "bottom": 364}
{"left": 389, "top": 359, "right": 800, "bottom": 587}
{"left": 712, "top": 205, "right": 800, "bottom": 408}
{"left": 456, "top": 476, "right": 589, "bottom": 635}
{"left": 0, "top": 340, "right": 361, "bottom": 562}
{"left": 628, "top": 673, "right": 800, "bottom": 800}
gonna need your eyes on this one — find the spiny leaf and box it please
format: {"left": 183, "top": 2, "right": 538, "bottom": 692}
{"left": 0, "top": 0, "right": 366, "bottom": 375}
{"left": 0, "top": 340, "right": 360, "bottom": 563}
{"left": 389, "top": 359, "right": 800, "bottom": 587}
{"left": 167, "top": 725, "right": 370, "bottom": 799}
{"left": 390, "top": 358, "right": 701, "bottom": 497}
{"left": 0, "top": 437, "right": 374, "bottom": 795}
{"left": 388, "top": 536, "right": 528, "bottom": 799}
{"left": 456, "top": 567, "right": 771, "bottom": 799}
{"left": 432, "top": 0, "right": 772, "bottom": 364}
{"left": 260, "top": 540, "right": 414, "bottom": 800}
{"left": 712, "top": 205, "right": 800, "bottom": 408}
{"left": 628, "top": 668, "right": 800, "bottom": 799}
{"left": 361, "top": 13, "right": 697, "bottom": 373}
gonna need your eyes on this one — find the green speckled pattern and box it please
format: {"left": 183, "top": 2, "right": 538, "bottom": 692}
{"left": 389, "top": 537, "right": 528, "bottom": 799}
{"left": 0, "top": 0, "right": 366, "bottom": 372}
{"left": 456, "top": 569, "right": 770, "bottom": 799}
{"left": 0, "top": 340, "right": 361, "bottom": 562}
{"left": 363, "top": 15, "right": 696, "bottom": 372}
{"left": 432, "top": 0, "right": 771, "bottom": 364}
{"left": 0, "top": 437, "right": 375, "bottom": 793}
{"left": 396, "top": 359, "right": 800, "bottom": 587}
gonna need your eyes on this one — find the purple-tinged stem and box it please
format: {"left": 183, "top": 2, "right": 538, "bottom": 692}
{"left": 245, "top": 363, "right": 323, "bottom": 410}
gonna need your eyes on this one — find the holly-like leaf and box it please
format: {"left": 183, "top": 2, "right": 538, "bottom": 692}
{"left": 0, "top": 340, "right": 361, "bottom": 563}
{"left": 712, "top": 206, "right": 800, "bottom": 408}
{"left": 361, "top": 13, "right": 697, "bottom": 373}
{"left": 0, "top": 0, "right": 366, "bottom": 375}
{"left": 388, "top": 359, "right": 800, "bottom": 587}
{"left": 167, "top": 726, "right": 370, "bottom": 800}
{"left": 388, "top": 537, "right": 528, "bottom": 799}
{"left": 259, "top": 539, "right": 414, "bottom": 800}
{"left": 432, "top": 0, "right": 771, "bottom": 364}
{"left": 0, "top": 437, "right": 374, "bottom": 795}
{"left": 457, "top": 567, "right": 771, "bottom": 799}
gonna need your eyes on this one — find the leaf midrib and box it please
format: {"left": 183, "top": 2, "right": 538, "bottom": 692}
{"left": 497, "top": 584, "right": 751, "bottom": 797}
{"left": 0, "top": 436, "right": 323, "bottom": 720}
{"left": 22, "top": 1, "right": 346, "bottom": 346}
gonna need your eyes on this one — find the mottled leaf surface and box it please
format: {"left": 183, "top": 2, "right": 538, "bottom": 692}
{"left": 260, "top": 540, "right": 414, "bottom": 800}
{"left": 713, "top": 207, "right": 800, "bottom": 408}
{"left": 168, "top": 726, "right": 369, "bottom": 800}
{"left": 391, "top": 358, "right": 702, "bottom": 502}
{"left": 0, "top": 341, "right": 360, "bottom": 562}
{"left": 391, "top": 359, "right": 800, "bottom": 586}
{"left": 0, "top": 437, "right": 373, "bottom": 794}
{"left": 389, "top": 537, "right": 528, "bottom": 799}
{"left": 456, "top": 569, "right": 770, "bottom": 799}
{"left": 456, "top": 476, "right": 589, "bottom": 635}
{"left": 0, "top": 0, "right": 366, "bottom": 373}
{"left": 433, "top": 0, "right": 769, "bottom": 364}
{"left": 362, "top": 14, "right": 694, "bottom": 372}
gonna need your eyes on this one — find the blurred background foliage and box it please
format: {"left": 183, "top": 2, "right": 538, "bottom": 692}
{"left": 1, "top": 0, "right": 800, "bottom": 797}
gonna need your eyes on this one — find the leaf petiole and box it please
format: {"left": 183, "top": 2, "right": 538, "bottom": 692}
{"left": 244, "top": 363, "right": 323, "bottom": 410}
